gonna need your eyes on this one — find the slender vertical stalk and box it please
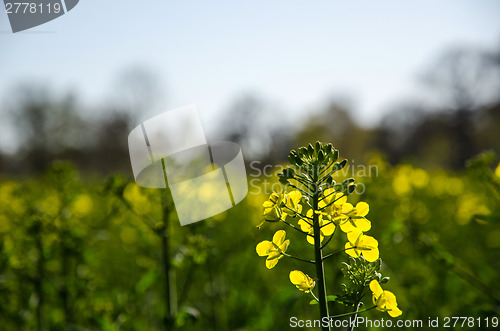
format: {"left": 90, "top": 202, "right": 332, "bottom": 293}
{"left": 33, "top": 221, "right": 44, "bottom": 331}
{"left": 347, "top": 301, "right": 362, "bottom": 331}
{"left": 312, "top": 175, "right": 330, "bottom": 331}
{"left": 161, "top": 190, "right": 177, "bottom": 331}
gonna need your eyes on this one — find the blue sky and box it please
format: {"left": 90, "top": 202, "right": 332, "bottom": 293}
{"left": 1, "top": 0, "right": 499, "bottom": 140}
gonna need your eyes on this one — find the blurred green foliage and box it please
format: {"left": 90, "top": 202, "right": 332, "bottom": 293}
{"left": 0, "top": 153, "right": 499, "bottom": 330}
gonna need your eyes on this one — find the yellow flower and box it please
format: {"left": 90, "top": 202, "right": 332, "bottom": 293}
{"left": 256, "top": 230, "right": 290, "bottom": 269}
{"left": 262, "top": 190, "right": 302, "bottom": 221}
{"left": 345, "top": 231, "right": 379, "bottom": 262}
{"left": 298, "top": 209, "right": 335, "bottom": 245}
{"left": 284, "top": 190, "right": 303, "bottom": 215}
{"left": 369, "top": 280, "right": 402, "bottom": 317}
{"left": 262, "top": 192, "right": 283, "bottom": 221}
{"left": 289, "top": 270, "right": 315, "bottom": 293}
{"left": 338, "top": 201, "right": 371, "bottom": 233}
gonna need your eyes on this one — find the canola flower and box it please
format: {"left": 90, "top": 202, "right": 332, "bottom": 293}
{"left": 345, "top": 230, "right": 379, "bottom": 262}
{"left": 262, "top": 190, "right": 302, "bottom": 221}
{"left": 338, "top": 201, "right": 371, "bottom": 234}
{"left": 289, "top": 270, "right": 315, "bottom": 293}
{"left": 256, "top": 230, "right": 290, "bottom": 269}
{"left": 369, "top": 280, "right": 402, "bottom": 317}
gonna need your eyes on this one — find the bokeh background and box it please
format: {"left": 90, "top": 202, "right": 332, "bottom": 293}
{"left": 1, "top": 1, "right": 500, "bottom": 330}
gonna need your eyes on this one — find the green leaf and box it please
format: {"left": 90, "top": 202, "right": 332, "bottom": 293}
{"left": 309, "top": 295, "right": 338, "bottom": 305}
{"left": 327, "top": 295, "right": 338, "bottom": 302}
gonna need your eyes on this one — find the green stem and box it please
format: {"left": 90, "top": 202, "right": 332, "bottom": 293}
{"left": 281, "top": 219, "right": 308, "bottom": 235}
{"left": 322, "top": 247, "right": 356, "bottom": 261}
{"left": 282, "top": 252, "right": 315, "bottom": 264}
{"left": 161, "top": 188, "right": 177, "bottom": 331}
{"left": 347, "top": 301, "right": 363, "bottom": 331}
{"left": 312, "top": 179, "right": 330, "bottom": 331}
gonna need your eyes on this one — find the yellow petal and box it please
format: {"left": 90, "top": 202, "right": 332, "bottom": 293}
{"left": 322, "top": 188, "right": 335, "bottom": 203}
{"left": 288, "top": 190, "right": 302, "bottom": 204}
{"left": 339, "top": 219, "right": 357, "bottom": 234}
{"left": 298, "top": 219, "right": 312, "bottom": 232}
{"left": 306, "top": 233, "right": 316, "bottom": 245}
{"left": 356, "top": 202, "right": 369, "bottom": 217}
{"left": 273, "top": 230, "right": 286, "bottom": 245}
{"left": 388, "top": 306, "right": 402, "bottom": 317}
{"left": 279, "top": 239, "right": 290, "bottom": 253}
{"left": 347, "top": 230, "right": 362, "bottom": 244}
{"left": 361, "top": 235, "right": 379, "bottom": 249}
{"left": 345, "top": 242, "right": 359, "bottom": 258}
{"left": 321, "top": 221, "right": 335, "bottom": 236}
{"left": 266, "top": 257, "right": 280, "bottom": 269}
{"left": 289, "top": 270, "right": 305, "bottom": 284}
{"left": 333, "top": 193, "right": 347, "bottom": 208}
{"left": 342, "top": 203, "right": 354, "bottom": 213}
{"left": 256, "top": 241, "right": 273, "bottom": 256}
{"left": 362, "top": 247, "right": 379, "bottom": 262}
{"left": 306, "top": 209, "right": 313, "bottom": 218}
{"left": 289, "top": 270, "right": 314, "bottom": 292}
{"left": 369, "top": 280, "right": 383, "bottom": 298}
{"left": 356, "top": 218, "right": 371, "bottom": 232}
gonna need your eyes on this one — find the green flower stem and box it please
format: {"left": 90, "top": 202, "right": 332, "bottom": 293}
{"left": 281, "top": 219, "right": 308, "bottom": 235}
{"left": 322, "top": 247, "right": 356, "bottom": 261}
{"left": 329, "top": 305, "right": 376, "bottom": 319}
{"left": 161, "top": 159, "right": 177, "bottom": 331}
{"left": 347, "top": 301, "right": 363, "bottom": 331}
{"left": 312, "top": 178, "right": 330, "bottom": 331}
{"left": 310, "top": 291, "right": 320, "bottom": 302}
{"left": 161, "top": 190, "right": 177, "bottom": 331}
{"left": 293, "top": 176, "right": 316, "bottom": 192}
{"left": 320, "top": 227, "right": 336, "bottom": 249}
{"left": 282, "top": 252, "right": 315, "bottom": 264}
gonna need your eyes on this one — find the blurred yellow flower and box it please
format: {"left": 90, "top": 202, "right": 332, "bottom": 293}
{"left": 70, "top": 194, "right": 93, "bottom": 217}
{"left": 338, "top": 201, "right": 371, "bottom": 233}
{"left": 370, "top": 280, "right": 402, "bottom": 317}
{"left": 298, "top": 210, "right": 335, "bottom": 245}
{"left": 289, "top": 270, "right": 315, "bottom": 293}
{"left": 495, "top": 162, "right": 500, "bottom": 178}
{"left": 256, "top": 230, "right": 290, "bottom": 269}
{"left": 345, "top": 231, "right": 379, "bottom": 262}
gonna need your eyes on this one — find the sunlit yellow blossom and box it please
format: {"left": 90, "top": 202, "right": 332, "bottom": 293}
{"left": 298, "top": 209, "right": 335, "bottom": 245}
{"left": 284, "top": 190, "right": 303, "bottom": 215}
{"left": 370, "top": 280, "right": 402, "bottom": 317}
{"left": 262, "top": 190, "right": 302, "bottom": 221}
{"left": 338, "top": 201, "right": 371, "bottom": 233}
{"left": 289, "top": 270, "right": 315, "bottom": 293}
{"left": 256, "top": 230, "right": 290, "bottom": 269}
{"left": 345, "top": 231, "right": 379, "bottom": 262}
